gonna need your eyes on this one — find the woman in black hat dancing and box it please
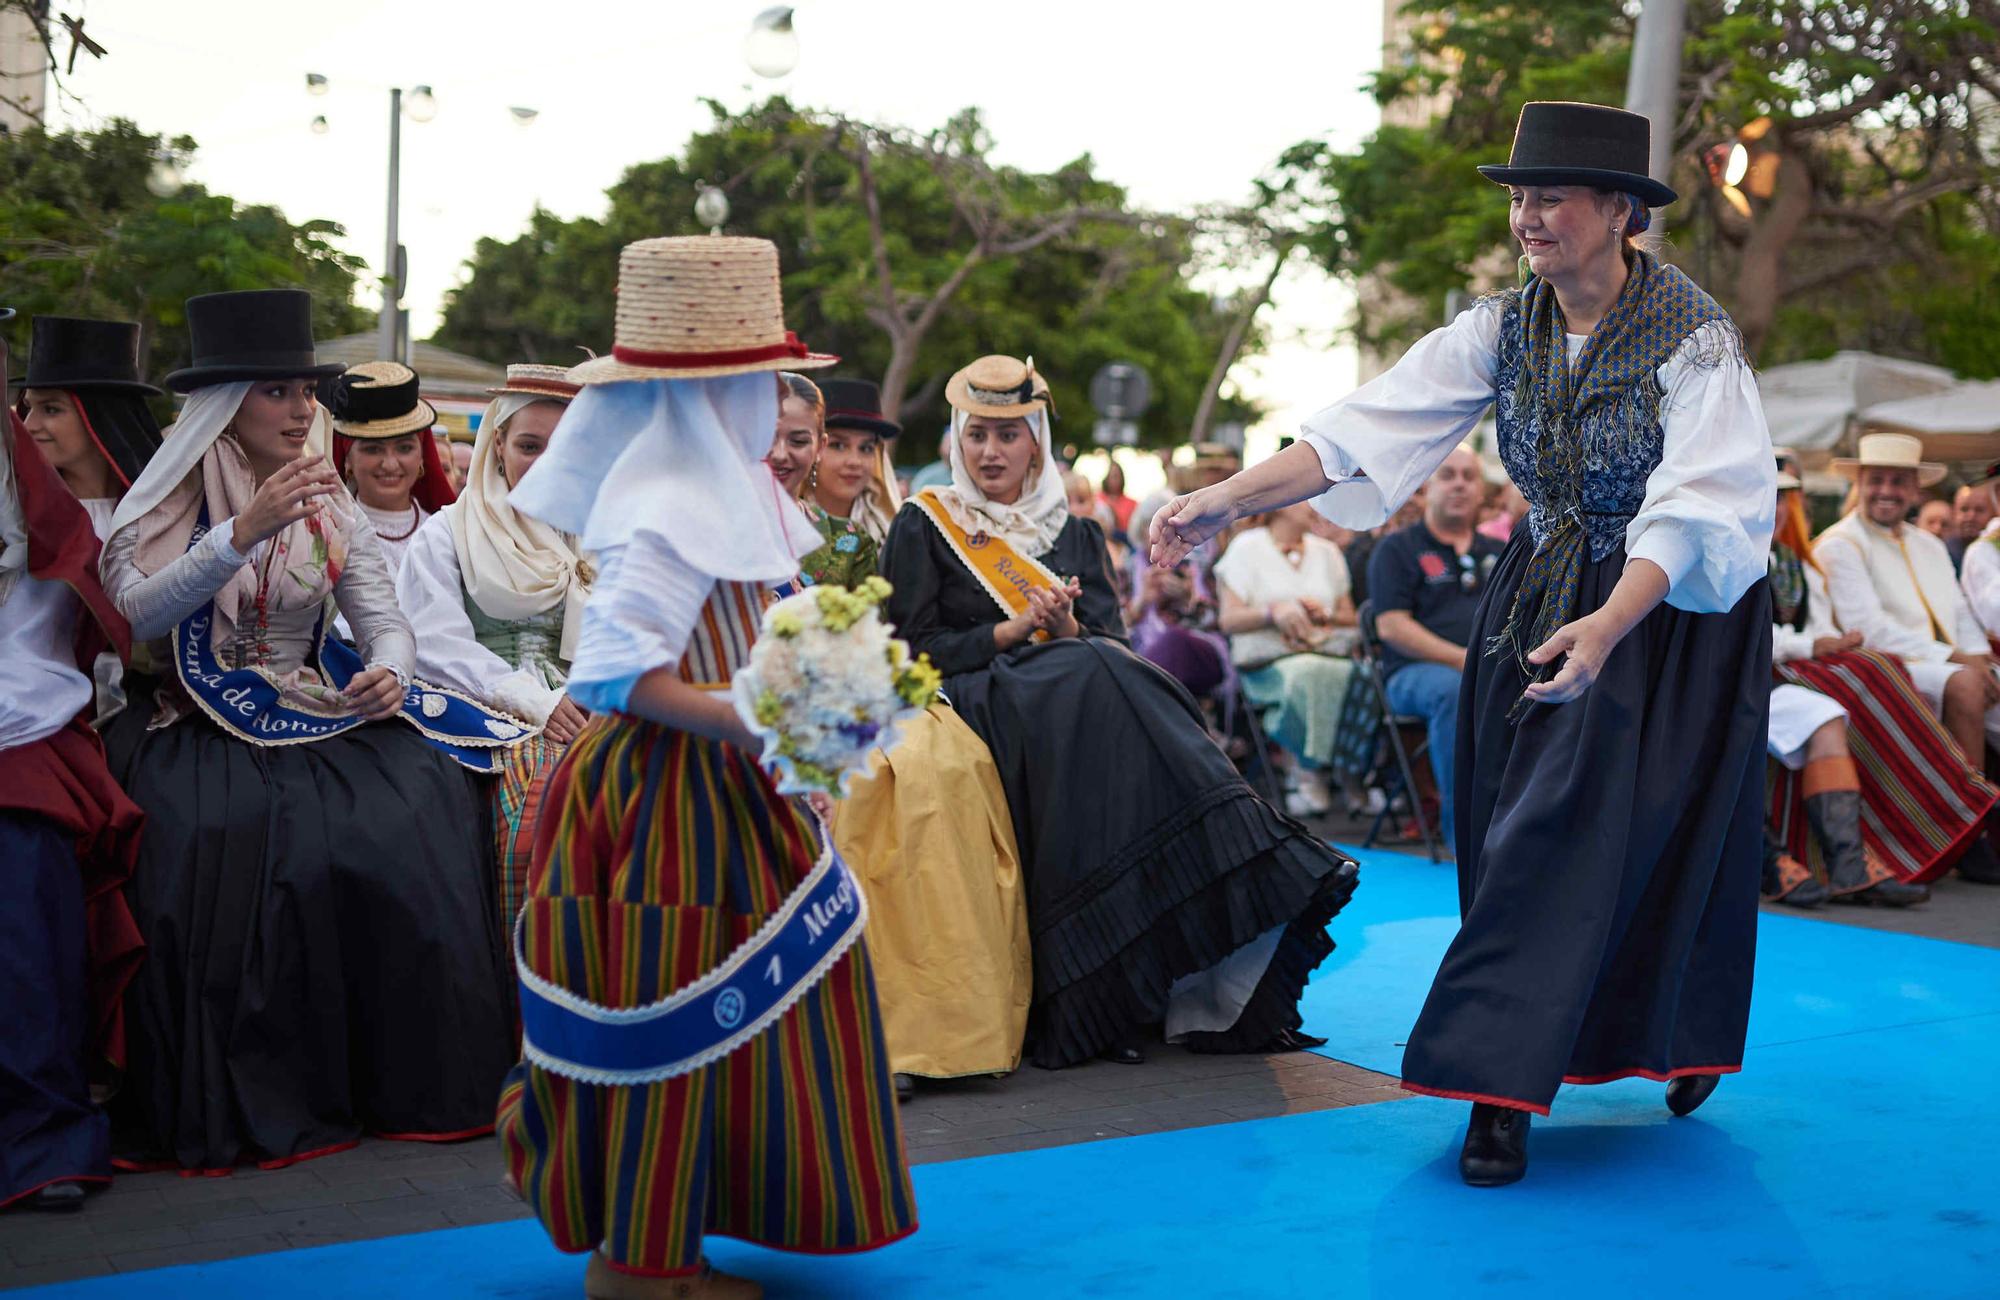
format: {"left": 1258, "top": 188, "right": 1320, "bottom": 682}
{"left": 98, "top": 290, "right": 515, "bottom": 1174}
{"left": 1152, "top": 103, "right": 1775, "bottom": 1186}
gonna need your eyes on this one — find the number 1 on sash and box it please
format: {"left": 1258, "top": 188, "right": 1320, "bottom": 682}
{"left": 766, "top": 955, "right": 783, "bottom": 985}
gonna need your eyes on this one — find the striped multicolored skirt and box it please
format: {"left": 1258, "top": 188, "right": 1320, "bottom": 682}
{"left": 1770, "top": 650, "right": 1998, "bottom": 883}
{"left": 495, "top": 714, "right": 917, "bottom": 1279}
{"left": 493, "top": 734, "right": 562, "bottom": 938}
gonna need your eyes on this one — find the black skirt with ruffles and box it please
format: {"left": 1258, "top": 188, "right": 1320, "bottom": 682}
{"left": 1400, "top": 533, "right": 1771, "bottom": 1114}
{"left": 944, "top": 636, "right": 1359, "bottom": 1068}
{"left": 103, "top": 705, "right": 515, "bottom": 1171}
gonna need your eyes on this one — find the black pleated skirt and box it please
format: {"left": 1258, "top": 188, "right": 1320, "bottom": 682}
{"left": 1401, "top": 535, "right": 1771, "bottom": 1114}
{"left": 104, "top": 709, "right": 515, "bottom": 1171}
{"left": 944, "top": 636, "right": 1358, "bottom": 1068}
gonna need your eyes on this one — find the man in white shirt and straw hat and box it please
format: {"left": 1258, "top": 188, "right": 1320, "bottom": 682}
{"left": 1817, "top": 432, "right": 2000, "bottom": 773}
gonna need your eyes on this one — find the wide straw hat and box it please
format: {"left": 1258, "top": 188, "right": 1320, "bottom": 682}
{"left": 486, "top": 362, "right": 582, "bottom": 401}
{"left": 1830, "top": 432, "right": 1947, "bottom": 488}
{"left": 1477, "top": 101, "right": 1678, "bottom": 208}
{"left": 568, "top": 236, "right": 836, "bottom": 385}
{"left": 945, "top": 355, "right": 1049, "bottom": 419}
{"left": 324, "top": 361, "right": 439, "bottom": 439}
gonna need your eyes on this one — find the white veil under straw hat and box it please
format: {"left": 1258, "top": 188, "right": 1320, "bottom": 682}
{"left": 509, "top": 372, "right": 821, "bottom": 581}
{"left": 938, "top": 410, "right": 1067, "bottom": 557}
{"left": 452, "top": 390, "right": 592, "bottom": 659}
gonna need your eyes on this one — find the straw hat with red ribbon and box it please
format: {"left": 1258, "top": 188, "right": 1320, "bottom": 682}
{"left": 568, "top": 237, "right": 836, "bottom": 385}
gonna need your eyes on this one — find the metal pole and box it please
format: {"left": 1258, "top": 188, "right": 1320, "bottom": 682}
{"left": 1624, "top": 0, "right": 1687, "bottom": 188}
{"left": 378, "top": 87, "right": 401, "bottom": 362}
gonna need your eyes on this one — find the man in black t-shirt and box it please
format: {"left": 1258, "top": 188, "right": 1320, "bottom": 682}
{"left": 1368, "top": 447, "right": 1504, "bottom": 857}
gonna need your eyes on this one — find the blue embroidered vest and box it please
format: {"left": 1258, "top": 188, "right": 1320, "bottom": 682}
{"left": 1492, "top": 280, "right": 1726, "bottom": 563}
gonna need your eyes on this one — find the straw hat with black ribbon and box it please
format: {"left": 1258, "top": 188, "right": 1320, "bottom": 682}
{"left": 568, "top": 237, "right": 837, "bottom": 385}
{"left": 1830, "top": 432, "right": 1947, "bottom": 489}
{"left": 325, "top": 361, "right": 457, "bottom": 513}
{"left": 938, "top": 354, "right": 1068, "bottom": 556}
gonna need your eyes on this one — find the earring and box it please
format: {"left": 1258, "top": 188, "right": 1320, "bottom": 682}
{"left": 808, "top": 464, "right": 819, "bottom": 491}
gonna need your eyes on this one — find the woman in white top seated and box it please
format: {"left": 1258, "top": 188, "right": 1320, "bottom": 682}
{"left": 397, "top": 363, "right": 593, "bottom": 934}
{"left": 1213, "top": 499, "right": 1358, "bottom": 817}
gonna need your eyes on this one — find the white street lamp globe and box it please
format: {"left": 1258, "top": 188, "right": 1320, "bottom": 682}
{"left": 145, "top": 150, "right": 184, "bottom": 197}
{"left": 695, "top": 186, "right": 731, "bottom": 231}
{"left": 1724, "top": 143, "right": 1750, "bottom": 188}
{"left": 310, "top": 115, "right": 330, "bottom": 135}
{"left": 509, "top": 106, "right": 540, "bottom": 127}
{"left": 406, "top": 85, "right": 438, "bottom": 123}
{"left": 305, "top": 72, "right": 329, "bottom": 95}
{"left": 744, "top": 7, "right": 799, "bottom": 78}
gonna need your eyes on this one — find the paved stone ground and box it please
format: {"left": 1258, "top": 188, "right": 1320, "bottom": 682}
{"left": 5, "top": 814, "right": 1992, "bottom": 1289}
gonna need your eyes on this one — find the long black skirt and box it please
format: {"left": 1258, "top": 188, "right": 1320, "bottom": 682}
{"left": 105, "top": 712, "right": 515, "bottom": 1171}
{"left": 945, "top": 636, "right": 1358, "bottom": 1068}
{"left": 1401, "top": 536, "right": 1771, "bottom": 1114}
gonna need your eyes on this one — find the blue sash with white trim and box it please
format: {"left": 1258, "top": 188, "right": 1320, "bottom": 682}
{"left": 171, "top": 511, "right": 536, "bottom": 772}
{"left": 517, "top": 834, "right": 867, "bottom": 1084}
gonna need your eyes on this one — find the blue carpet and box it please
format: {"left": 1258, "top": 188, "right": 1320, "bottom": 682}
{"left": 22, "top": 849, "right": 1999, "bottom": 1298}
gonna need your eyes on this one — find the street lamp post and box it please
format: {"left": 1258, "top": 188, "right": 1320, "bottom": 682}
{"left": 1624, "top": 0, "right": 1687, "bottom": 191}
{"left": 379, "top": 86, "right": 403, "bottom": 363}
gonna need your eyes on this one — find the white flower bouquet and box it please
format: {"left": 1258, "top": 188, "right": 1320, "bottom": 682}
{"left": 732, "top": 576, "right": 942, "bottom": 795}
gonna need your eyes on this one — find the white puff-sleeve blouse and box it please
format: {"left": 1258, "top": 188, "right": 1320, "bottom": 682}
{"left": 1299, "top": 302, "right": 1775, "bottom": 614}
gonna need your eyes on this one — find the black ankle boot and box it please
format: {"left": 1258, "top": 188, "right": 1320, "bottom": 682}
{"left": 1458, "top": 1103, "right": 1531, "bottom": 1186}
{"left": 893, "top": 1073, "right": 915, "bottom": 1103}
{"left": 1959, "top": 835, "right": 2000, "bottom": 885}
{"left": 1666, "top": 1074, "right": 1721, "bottom": 1116}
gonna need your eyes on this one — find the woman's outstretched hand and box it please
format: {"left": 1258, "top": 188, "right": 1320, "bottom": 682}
{"left": 1148, "top": 487, "right": 1236, "bottom": 567}
{"left": 231, "top": 456, "right": 340, "bottom": 553}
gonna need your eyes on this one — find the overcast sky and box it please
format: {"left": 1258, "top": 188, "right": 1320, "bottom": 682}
{"left": 48, "top": 0, "right": 1385, "bottom": 449}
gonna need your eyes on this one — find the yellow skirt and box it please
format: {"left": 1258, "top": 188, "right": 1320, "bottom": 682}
{"left": 834, "top": 704, "right": 1031, "bottom": 1079}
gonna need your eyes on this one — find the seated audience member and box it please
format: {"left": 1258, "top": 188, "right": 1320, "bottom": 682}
{"left": 395, "top": 363, "right": 594, "bottom": 933}
{"left": 1478, "top": 481, "right": 1528, "bottom": 544}
{"left": 1366, "top": 447, "right": 1502, "bottom": 857}
{"left": 1817, "top": 435, "right": 2000, "bottom": 793}
{"left": 1099, "top": 457, "right": 1137, "bottom": 535}
{"left": 1958, "top": 459, "right": 2000, "bottom": 642}
{"left": 1214, "top": 500, "right": 1358, "bottom": 818}
{"left": 0, "top": 316, "right": 145, "bottom": 1213}
{"left": 1765, "top": 461, "right": 1961, "bottom": 903}
{"left": 907, "top": 428, "right": 955, "bottom": 494}
{"left": 882, "top": 354, "right": 1357, "bottom": 1069}
{"left": 1915, "top": 497, "right": 1953, "bottom": 541}
{"left": 1951, "top": 481, "right": 1995, "bottom": 574}
{"left": 762, "top": 376, "right": 1033, "bottom": 1101}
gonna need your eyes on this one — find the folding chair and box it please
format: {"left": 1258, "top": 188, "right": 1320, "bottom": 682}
{"left": 1353, "top": 600, "right": 1443, "bottom": 863}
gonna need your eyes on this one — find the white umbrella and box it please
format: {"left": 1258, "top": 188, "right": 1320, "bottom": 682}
{"left": 1858, "top": 380, "right": 2000, "bottom": 463}
{"left": 1756, "top": 351, "right": 1957, "bottom": 451}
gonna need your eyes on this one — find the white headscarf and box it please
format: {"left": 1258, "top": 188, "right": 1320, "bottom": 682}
{"left": 935, "top": 407, "right": 1068, "bottom": 556}
{"left": 108, "top": 382, "right": 355, "bottom": 647}
{"left": 510, "top": 373, "right": 821, "bottom": 582}
{"left": 452, "top": 392, "right": 591, "bottom": 659}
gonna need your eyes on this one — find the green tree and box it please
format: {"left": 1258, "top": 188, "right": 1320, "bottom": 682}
{"left": 1281, "top": 0, "right": 2000, "bottom": 373}
{"left": 1, "top": 119, "right": 371, "bottom": 383}
{"left": 436, "top": 99, "right": 1253, "bottom": 452}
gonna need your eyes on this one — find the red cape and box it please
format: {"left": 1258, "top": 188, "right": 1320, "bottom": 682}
{"left": 4, "top": 411, "right": 146, "bottom": 1074}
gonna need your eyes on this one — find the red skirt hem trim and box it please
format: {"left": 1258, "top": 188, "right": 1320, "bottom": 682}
{"left": 0, "top": 1173, "right": 112, "bottom": 1210}
{"left": 1398, "top": 1079, "right": 1551, "bottom": 1116}
{"left": 373, "top": 1124, "right": 495, "bottom": 1144}
{"left": 1561, "top": 1064, "right": 1741, "bottom": 1086}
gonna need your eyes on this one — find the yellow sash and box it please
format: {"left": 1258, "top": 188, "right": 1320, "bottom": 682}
{"left": 910, "top": 489, "right": 1061, "bottom": 641}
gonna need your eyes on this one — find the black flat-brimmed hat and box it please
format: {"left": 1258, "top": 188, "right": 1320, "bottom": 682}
{"left": 163, "top": 289, "right": 346, "bottom": 392}
{"left": 819, "top": 378, "right": 901, "bottom": 439}
{"left": 323, "top": 361, "right": 439, "bottom": 439}
{"left": 1477, "top": 102, "right": 1678, "bottom": 208}
{"left": 13, "top": 316, "right": 162, "bottom": 395}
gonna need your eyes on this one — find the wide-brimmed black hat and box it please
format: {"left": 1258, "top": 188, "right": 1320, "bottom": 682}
{"left": 820, "top": 377, "right": 901, "bottom": 439}
{"left": 13, "top": 316, "right": 162, "bottom": 395}
{"left": 1476, "top": 102, "right": 1677, "bottom": 208}
{"left": 163, "top": 289, "right": 346, "bottom": 393}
